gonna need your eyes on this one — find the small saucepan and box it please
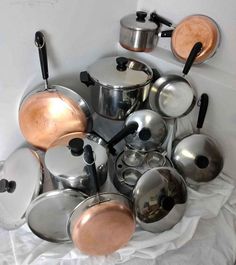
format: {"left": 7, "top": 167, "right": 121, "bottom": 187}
{"left": 172, "top": 93, "right": 224, "bottom": 182}
{"left": 67, "top": 145, "right": 135, "bottom": 255}
{"left": 19, "top": 32, "right": 92, "bottom": 149}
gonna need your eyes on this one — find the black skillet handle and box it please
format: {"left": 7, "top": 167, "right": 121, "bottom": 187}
{"left": 84, "top": 144, "right": 100, "bottom": 194}
{"left": 150, "top": 12, "right": 173, "bottom": 27}
{"left": 35, "top": 31, "right": 49, "bottom": 81}
{"left": 159, "top": 30, "right": 174, "bottom": 38}
{"left": 107, "top": 122, "right": 139, "bottom": 155}
{"left": 182, "top": 42, "right": 202, "bottom": 76}
{"left": 197, "top": 93, "right": 209, "bottom": 130}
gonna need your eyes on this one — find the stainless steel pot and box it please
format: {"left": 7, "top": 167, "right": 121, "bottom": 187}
{"left": 80, "top": 56, "right": 155, "bottom": 120}
{"left": 133, "top": 167, "right": 187, "bottom": 233}
{"left": 172, "top": 94, "right": 224, "bottom": 182}
{"left": 107, "top": 109, "right": 168, "bottom": 154}
{"left": 45, "top": 132, "right": 108, "bottom": 193}
{"left": 112, "top": 147, "right": 173, "bottom": 198}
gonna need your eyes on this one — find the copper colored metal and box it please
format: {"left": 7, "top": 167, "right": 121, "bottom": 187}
{"left": 19, "top": 90, "right": 88, "bottom": 150}
{"left": 72, "top": 200, "right": 135, "bottom": 256}
{"left": 171, "top": 15, "right": 220, "bottom": 64}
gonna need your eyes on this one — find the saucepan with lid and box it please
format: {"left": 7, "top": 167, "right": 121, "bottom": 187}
{"left": 172, "top": 93, "right": 224, "bottom": 183}
{"left": 19, "top": 31, "right": 92, "bottom": 150}
{"left": 67, "top": 145, "right": 135, "bottom": 255}
{"left": 133, "top": 167, "right": 187, "bottom": 233}
{"left": 44, "top": 132, "right": 108, "bottom": 193}
{"left": 80, "top": 56, "right": 159, "bottom": 120}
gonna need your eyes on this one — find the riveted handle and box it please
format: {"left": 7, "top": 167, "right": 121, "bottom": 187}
{"left": 160, "top": 30, "right": 174, "bottom": 37}
{"left": 35, "top": 31, "right": 49, "bottom": 82}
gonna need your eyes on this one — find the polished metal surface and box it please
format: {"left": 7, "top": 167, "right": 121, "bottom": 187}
{"left": 88, "top": 56, "right": 153, "bottom": 120}
{"left": 149, "top": 75, "right": 196, "bottom": 119}
{"left": 26, "top": 189, "right": 87, "bottom": 243}
{"left": 113, "top": 149, "right": 172, "bottom": 197}
{"left": 171, "top": 15, "right": 221, "bottom": 64}
{"left": 68, "top": 192, "right": 135, "bottom": 255}
{"left": 172, "top": 134, "right": 224, "bottom": 182}
{"left": 0, "top": 148, "right": 43, "bottom": 230}
{"left": 125, "top": 109, "right": 168, "bottom": 151}
{"left": 120, "top": 13, "right": 158, "bottom": 52}
{"left": 45, "top": 132, "right": 108, "bottom": 191}
{"left": 133, "top": 167, "right": 187, "bottom": 233}
{"left": 19, "top": 85, "right": 93, "bottom": 150}
{"left": 122, "top": 147, "right": 146, "bottom": 167}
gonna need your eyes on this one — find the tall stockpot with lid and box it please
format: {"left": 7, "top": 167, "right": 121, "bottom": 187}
{"left": 80, "top": 56, "right": 157, "bottom": 120}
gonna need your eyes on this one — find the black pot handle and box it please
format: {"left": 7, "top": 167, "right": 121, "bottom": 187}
{"left": 80, "top": 71, "right": 95, "bottom": 87}
{"left": 150, "top": 12, "right": 173, "bottom": 27}
{"left": 197, "top": 93, "right": 209, "bottom": 130}
{"left": 159, "top": 30, "right": 174, "bottom": 38}
{"left": 151, "top": 68, "right": 161, "bottom": 83}
{"left": 84, "top": 144, "right": 100, "bottom": 194}
{"left": 35, "top": 31, "right": 49, "bottom": 82}
{"left": 107, "top": 122, "right": 139, "bottom": 155}
{"left": 182, "top": 42, "right": 203, "bottom": 76}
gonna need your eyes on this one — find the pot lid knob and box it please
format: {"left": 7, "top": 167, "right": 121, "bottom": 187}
{"left": 0, "top": 179, "right": 16, "bottom": 193}
{"left": 139, "top": 128, "right": 152, "bottom": 141}
{"left": 159, "top": 195, "right": 175, "bottom": 211}
{"left": 194, "top": 155, "right": 209, "bottom": 169}
{"left": 136, "top": 11, "right": 147, "bottom": 22}
{"left": 116, "top": 57, "right": 128, "bottom": 71}
{"left": 68, "top": 138, "right": 84, "bottom": 156}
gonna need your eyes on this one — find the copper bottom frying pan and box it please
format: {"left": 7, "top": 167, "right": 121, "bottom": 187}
{"left": 68, "top": 193, "right": 135, "bottom": 256}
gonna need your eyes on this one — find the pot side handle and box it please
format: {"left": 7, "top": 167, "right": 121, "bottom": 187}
{"left": 150, "top": 12, "right": 173, "bottom": 28}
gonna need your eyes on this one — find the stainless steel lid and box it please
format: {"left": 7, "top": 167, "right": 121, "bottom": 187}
{"left": 45, "top": 134, "right": 108, "bottom": 182}
{"left": 133, "top": 167, "right": 187, "bottom": 224}
{"left": 172, "top": 134, "right": 223, "bottom": 182}
{"left": 87, "top": 56, "right": 153, "bottom": 88}
{"left": 120, "top": 11, "right": 158, "bottom": 31}
{"left": 26, "top": 189, "right": 87, "bottom": 243}
{"left": 0, "top": 148, "right": 42, "bottom": 230}
{"left": 125, "top": 110, "right": 168, "bottom": 151}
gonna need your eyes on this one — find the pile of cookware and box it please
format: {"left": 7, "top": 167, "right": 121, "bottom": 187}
{"left": 0, "top": 10, "right": 224, "bottom": 256}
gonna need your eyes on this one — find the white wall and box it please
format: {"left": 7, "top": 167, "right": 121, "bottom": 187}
{"left": 0, "top": 0, "right": 137, "bottom": 160}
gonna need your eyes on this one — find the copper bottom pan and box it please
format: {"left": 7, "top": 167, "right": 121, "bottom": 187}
{"left": 171, "top": 15, "right": 220, "bottom": 63}
{"left": 19, "top": 86, "right": 92, "bottom": 150}
{"left": 68, "top": 193, "right": 135, "bottom": 256}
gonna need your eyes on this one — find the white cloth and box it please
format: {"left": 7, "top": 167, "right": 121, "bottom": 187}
{"left": 1, "top": 173, "right": 235, "bottom": 265}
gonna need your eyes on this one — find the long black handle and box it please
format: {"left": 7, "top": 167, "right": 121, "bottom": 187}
{"left": 197, "top": 93, "right": 209, "bottom": 130}
{"left": 182, "top": 42, "right": 202, "bottom": 76}
{"left": 84, "top": 144, "right": 100, "bottom": 194}
{"left": 160, "top": 30, "right": 174, "bottom": 38}
{"left": 107, "top": 122, "right": 139, "bottom": 155}
{"left": 150, "top": 12, "right": 173, "bottom": 27}
{"left": 35, "top": 31, "right": 49, "bottom": 81}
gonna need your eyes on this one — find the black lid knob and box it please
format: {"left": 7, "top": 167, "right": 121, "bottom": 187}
{"left": 139, "top": 128, "right": 152, "bottom": 141}
{"left": 136, "top": 11, "right": 147, "bottom": 22}
{"left": 160, "top": 195, "right": 175, "bottom": 211}
{"left": 116, "top": 57, "right": 128, "bottom": 71}
{"left": 0, "top": 179, "right": 16, "bottom": 193}
{"left": 195, "top": 155, "right": 209, "bottom": 169}
{"left": 68, "top": 138, "right": 84, "bottom": 156}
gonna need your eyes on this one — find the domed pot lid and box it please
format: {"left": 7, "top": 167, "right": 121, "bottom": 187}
{"left": 133, "top": 167, "right": 187, "bottom": 224}
{"left": 0, "top": 148, "right": 42, "bottom": 230}
{"left": 45, "top": 133, "right": 108, "bottom": 182}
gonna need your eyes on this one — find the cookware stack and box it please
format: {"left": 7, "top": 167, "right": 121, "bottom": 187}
{"left": 0, "top": 10, "right": 224, "bottom": 256}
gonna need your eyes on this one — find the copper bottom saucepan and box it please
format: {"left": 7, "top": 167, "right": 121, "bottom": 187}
{"left": 19, "top": 31, "right": 92, "bottom": 150}
{"left": 67, "top": 145, "right": 135, "bottom": 256}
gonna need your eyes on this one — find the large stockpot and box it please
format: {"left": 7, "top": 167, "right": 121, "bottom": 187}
{"left": 80, "top": 56, "right": 156, "bottom": 120}
{"left": 44, "top": 132, "right": 108, "bottom": 193}
{"left": 19, "top": 32, "right": 92, "bottom": 150}
{"left": 67, "top": 145, "right": 135, "bottom": 255}
{"left": 133, "top": 167, "right": 187, "bottom": 233}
